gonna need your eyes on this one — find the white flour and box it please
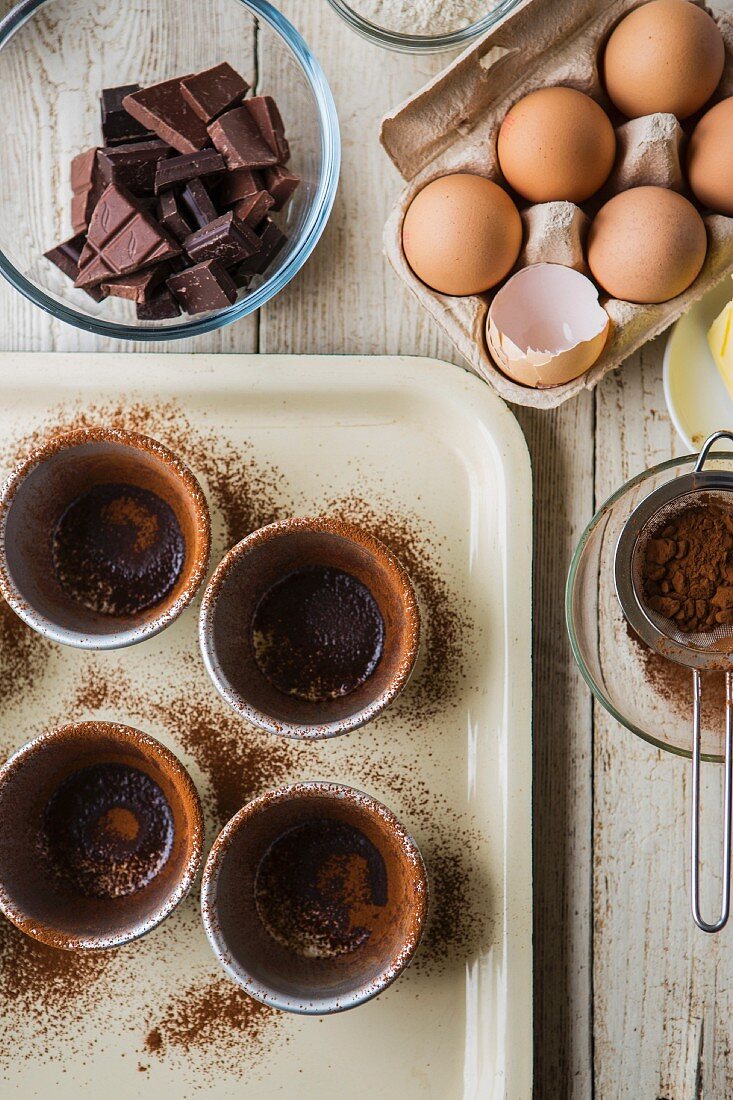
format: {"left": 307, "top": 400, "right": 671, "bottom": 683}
{"left": 351, "top": 0, "right": 489, "bottom": 35}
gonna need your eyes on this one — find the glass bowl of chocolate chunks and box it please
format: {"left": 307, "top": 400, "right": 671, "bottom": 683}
{"left": 0, "top": 0, "right": 340, "bottom": 338}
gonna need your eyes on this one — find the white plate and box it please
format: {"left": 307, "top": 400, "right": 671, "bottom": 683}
{"left": 0, "top": 354, "right": 532, "bottom": 1100}
{"left": 663, "top": 276, "right": 733, "bottom": 450}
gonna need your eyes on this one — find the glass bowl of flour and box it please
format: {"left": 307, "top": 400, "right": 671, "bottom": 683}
{"left": 326, "top": 0, "right": 522, "bottom": 52}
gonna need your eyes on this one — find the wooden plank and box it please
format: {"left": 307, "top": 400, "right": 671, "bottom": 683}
{"left": 593, "top": 340, "right": 733, "bottom": 1100}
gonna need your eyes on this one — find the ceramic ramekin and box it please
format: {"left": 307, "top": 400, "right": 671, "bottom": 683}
{"left": 0, "top": 427, "right": 211, "bottom": 649}
{"left": 199, "top": 516, "right": 421, "bottom": 738}
{"left": 201, "top": 781, "right": 428, "bottom": 1014}
{"left": 0, "top": 721, "right": 204, "bottom": 950}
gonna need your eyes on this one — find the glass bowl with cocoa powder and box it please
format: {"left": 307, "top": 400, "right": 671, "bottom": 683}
{"left": 567, "top": 451, "right": 733, "bottom": 762}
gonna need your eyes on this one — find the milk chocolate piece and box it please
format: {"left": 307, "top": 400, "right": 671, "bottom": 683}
{"left": 154, "top": 148, "right": 225, "bottom": 193}
{"left": 71, "top": 148, "right": 103, "bottom": 233}
{"left": 264, "top": 165, "right": 300, "bottom": 211}
{"left": 245, "top": 96, "right": 289, "bottom": 163}
{"left": 168, "top": 259, "right": 238, "bottom": 313}
{"left": 183, "top": 210, "right": 260, "bottom": 266}
{"left": 207, "top": 106, "right": 277, "bottom": 170}
{"left": 157, "top": 191, "right": 193, "bottom": 243}
{"left": 179, "top": 63, "right": 249, "bottom": 124}
{"left": 44, "top": 233, "right": 106, "bottom": 302}
{"left": 234, "top": 217, "right": 286, "bottom": 277}
{"left": 101, "top": 263, "right": 171, "bottom": 302}
{"left": 137, "top": 287, "right": 181, "bottom": 320}
{"left": 231, "top": 189, "right": 274, "bottom": 227}
{"left": 76, "top": 184, "right": 181, "bottom": 288}
{"left": 100, "top": 84, "right": 154, "bottom": 146}
{"left": 217, "top": 167, "right": 263, "bottom": 207}
{"left": 180, "top": 178, "right": 218, "bottom": 228}
{"left": 123, "top": 78, "right": 210, "bottom": 154}
{"left": 97, "top": 140, "right": 172, "bottom": 196}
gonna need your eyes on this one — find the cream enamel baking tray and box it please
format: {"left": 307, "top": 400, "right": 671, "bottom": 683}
{"left": 0, "top": 353, "right": 532, "bottom": 1099}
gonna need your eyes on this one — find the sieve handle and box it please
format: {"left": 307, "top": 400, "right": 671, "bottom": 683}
{"left": 691, "top": 669, "right": 733, "bottom": 933}
{"left": 695, "top": 430, "right": 733, "bottom": 473}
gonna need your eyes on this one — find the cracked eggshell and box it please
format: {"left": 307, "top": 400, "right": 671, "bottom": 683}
{"left": 486, "top": 263, "right": 610, "bottom": 388}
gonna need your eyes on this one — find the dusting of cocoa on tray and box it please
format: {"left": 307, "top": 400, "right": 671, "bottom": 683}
{"left": 0, "top": 399, "right": 481, "bottom": 1077}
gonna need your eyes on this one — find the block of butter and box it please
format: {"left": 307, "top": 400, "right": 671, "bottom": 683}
{"left": 708, "top": 286, "right": 733, "bottom": 398}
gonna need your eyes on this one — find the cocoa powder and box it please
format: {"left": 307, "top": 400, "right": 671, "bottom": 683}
{"left": 642, "top": 503, "right": 733, "bottom": 632}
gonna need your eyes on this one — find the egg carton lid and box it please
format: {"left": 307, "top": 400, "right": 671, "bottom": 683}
{"left": 380, "top": 0, "right": 733, "bottom": 409}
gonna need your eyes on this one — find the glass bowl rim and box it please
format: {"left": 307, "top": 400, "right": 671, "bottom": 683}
{"left": 565, "top": 449, "right": 733, "bottom": 764}
{"left": 0, "top": 0, "right": 341, "bottom": 340}
{"left": 324, "top": 0, "right": 523, "bottom": 53}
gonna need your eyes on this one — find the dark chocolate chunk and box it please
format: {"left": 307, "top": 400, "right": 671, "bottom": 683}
{"left": 179, "top": 63, "right": 249, "bottom": 124}
{"left": 217, "top": 167, "right": 264, "bottom": 207}
{"left": 264, "top": 165, "right": 300, "bottom": 211}
{"left": 44, "top": 233, "right": 106, "bottom": 302}
{"left": 123, "top": 79, "right": 210, "bottom": 155}
{"left": 244, "top": 96, "right": 289, "bottom": 163}
{"left": 137, "top": 287, "right": 181, "bottom": 320}
{"left": 167, "top": 259, "right": 238, "bottom": 313}
{"left": 207, "top": 106, "right": 277, "bottom": 170}
{"left": 231, "top": 189, "right": 274, "bottom": 227}
{"left": 101, "top": 263, "right": 171, "bottom": 303}
{"left": 71, "top": 148, "right": 103, "bottom": 233}
{"left": 100, "top": 84, "right": 154, "bottom": 146}
{"left": 154, "top": 148, "right": 225, "bottom": 194}
{"left": 234, "top": 217, "right": 286, "bottom": 277}
{"left": 97, "top": 140, "right": 172, "bottom": 196}
{"left": 76, "top": 184, "right": 181, "bottom": 288}
{"left": 183, "top": 210, "right": 260, "bottom": 266}
{"left": 180, "top": 178, "right": 218, "bottom": 229}
{"left": 157, "top": 191, "right": 193, "bottom": 243}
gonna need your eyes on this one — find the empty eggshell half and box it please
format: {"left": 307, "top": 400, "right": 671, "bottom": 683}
{"left": 486, "top": 263, "right": 610, "bottom": 388}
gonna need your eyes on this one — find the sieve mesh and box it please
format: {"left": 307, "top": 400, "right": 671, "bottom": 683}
{"left": 630, "top": 488, "right": 733, "bottom": 654}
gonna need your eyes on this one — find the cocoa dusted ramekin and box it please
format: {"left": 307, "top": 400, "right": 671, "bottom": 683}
{"left": 0, "top": 427, "right": 211, "bottom": 649}
{"left": 199, "top": 516, "right": 421, "bottom": 738}
{"left": 0, "top": 721, "right": 204, "bottom": 950}
{"left": 201, "top": 782, "right": 428, "bottom": 1013}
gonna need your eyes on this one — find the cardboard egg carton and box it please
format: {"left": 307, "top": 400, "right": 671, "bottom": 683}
{"left": 381, "top": 0, "right": 733, "bottom": 409}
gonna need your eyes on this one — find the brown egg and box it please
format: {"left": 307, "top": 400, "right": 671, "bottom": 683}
{"left": 587, "top": 187, "right": 707, "bottom": 304}
{"left": 603, "top": 0, "right": 725, "bottom": 120}
{"left": 401, "top": 174, "right": 522, "bottom": 296}
{"left": 688, "top": 97, "right": 733, "bottom": 216}
{"left": 497, "top": 87, "right": 616, "bottom": 203}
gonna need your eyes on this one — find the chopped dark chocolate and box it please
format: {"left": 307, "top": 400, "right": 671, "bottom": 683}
{"left": 71, "top": 148, "right": 103, "bottom": 233}
{"left": 97, "top": 140, "right": 172, "bottom": 196}
{"left": 179, "top": 63, "right": 249, "bottom": 124}
{"left": 245, "top": 96, "right": 289, "bottom": 163}
{"left": 234, "top": 217, "right": 286, "bottom": 277}
{"left": 231, "top": 189, "right": 274, "bottom": 227}
{"left": 123, "top": 79, "right": 210, "bottom": 155}
{"left": 101, "top": 263, "right": 171, "bottom": 303}
{"left": 136, "top": 287, "right": 181, "bottom": 320}
{"left": 154, "top": 148, "right": 225, "bottom": 193}
{"left": 157, "top": 191, "right": 193, "bottom": 243}
{"left": 76, "top": 184, "right": 181, "bottom": 288}
{"left": 179, "top": 178, "right": 218, "bottom": 229}
{"left": 217, "top": 167, "right": 264, "bottom": 207}
{"left": 183, "top": 210, "right": 260, "bottom": 266}
{"left": 168, "top": 259, "right": 237, "bottom": 313}
{"left": 264, "top": 165, "right": 300, "bottom": 211}
{"left": 44, "top": 233, "right": 106, "bottom": 302}
{"left": 100, "top": 84, "right": 154, "bottom": 146}
{"left": 207, "top": 106, "right": 277, "bottom": 170}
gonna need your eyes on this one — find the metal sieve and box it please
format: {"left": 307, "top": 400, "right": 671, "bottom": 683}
{"left": 615, "top": 430, "right": 733, "bottom": 933}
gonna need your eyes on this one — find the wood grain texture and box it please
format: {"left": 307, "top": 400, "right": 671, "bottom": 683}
{"left": 2, "top": 0, "right": 730, "bottom": 1096}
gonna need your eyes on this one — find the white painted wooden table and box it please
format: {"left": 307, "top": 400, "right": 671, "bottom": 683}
{"left": 0, "top": 1, "right": 730, "bottom": 1095}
